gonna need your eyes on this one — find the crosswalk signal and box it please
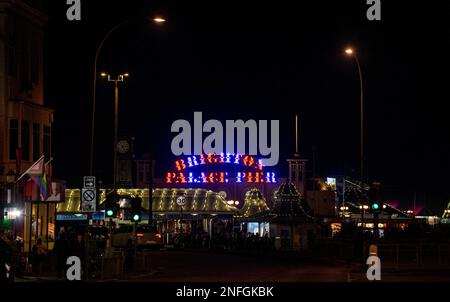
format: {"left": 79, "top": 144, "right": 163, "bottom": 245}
{"left": 368, "top": 182, "right": 382, "bottom": 213}
{"left": 105, "top": 198, "right": 117, "bottom": 218}
{"left": 371, "top": 202, "right": 380, "bottom": 211}
{"left": 131, "top": 197, "right": 141, "bottom": 222}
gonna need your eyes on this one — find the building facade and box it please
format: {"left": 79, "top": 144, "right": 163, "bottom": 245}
{"left": 0, "top": 0, "right": 52, "bottom": 180}
{"left": 0, "top": 0, "right": 55, "bottom": 253}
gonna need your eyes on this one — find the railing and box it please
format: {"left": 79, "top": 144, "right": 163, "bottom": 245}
{"left": 134, "top": 250, "right": 153, "bottom": 273}
{"left": 100, "top": 250, "right": 124, "bottom": 279}
{"left": 313, "top": 238, "right": 450, "bottom": 269}
{"left": 376, "top": 242, "right": 450, "bottom": 269}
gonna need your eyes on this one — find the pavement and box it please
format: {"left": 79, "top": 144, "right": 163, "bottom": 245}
{"left": 125, "top": 249, "right": 352, "bottom": 282}
{"left": 12, "top": 249, "right": 450, "bottom": 282}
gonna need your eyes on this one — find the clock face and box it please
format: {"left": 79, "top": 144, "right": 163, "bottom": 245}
{"left": 117, "top": 140, "right": 130, "bottom": 154}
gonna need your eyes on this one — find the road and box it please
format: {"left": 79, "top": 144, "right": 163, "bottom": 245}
{"left": 13, "top": 249, "right": 450, "bottom": 282}
{"left": 131, "top": 249, "right": 351, "bottom": 282}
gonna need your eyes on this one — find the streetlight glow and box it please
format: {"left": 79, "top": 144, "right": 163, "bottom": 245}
{"left": 345, "top": 48, "right": 354, "bottom": 55}
{"left": 153, "top": 17, "right": 166, "bottom": 23}
{"left": 100, "top": 72, "right": 108, "bottom": 77}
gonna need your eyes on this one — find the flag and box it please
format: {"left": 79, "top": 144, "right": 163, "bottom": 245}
{"left": 24, "top": 179, "right": 35, "bottom": 201}
{"left": 44, "top": 160, "right": 53, "bottom": 196}
{"left": 40, "top": 173, "right": 48, "bottom": 201}
{"left": 16, "top": 155, "right": 44, "bottom": 181}
{"left": 31, "top": 175, "right": 48, "bottom": 201}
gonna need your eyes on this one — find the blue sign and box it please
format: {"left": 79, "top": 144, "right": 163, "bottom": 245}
{"left": 56, "top": 214, "right": 88, "bottom": 221}
{"left": 92, "top": 211, "right": 105, "bottom": 220}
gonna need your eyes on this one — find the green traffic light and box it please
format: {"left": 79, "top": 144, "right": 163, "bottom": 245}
{"left": 106, "top": 209, "right": 114, "bottom": 217}
{"left": 132, "top": 214, "right": 140, "bottom": 221}
{"left": 372, "top": 203, "right": 380, "bottom": 210}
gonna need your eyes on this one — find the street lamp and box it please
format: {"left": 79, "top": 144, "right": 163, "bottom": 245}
{"left": 153, "top": 17, "right": 166, "bottom": 23}
{"left": 100, "top": 72, "right": 129, "bottom": 192}
{"left": 345, "top": 47, "right": 364, "bottom": 183}
{"left": 89, "top": 16, "right": 167, "bottom": 176}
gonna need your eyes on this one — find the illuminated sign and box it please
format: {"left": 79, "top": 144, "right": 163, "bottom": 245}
{"left": 326, "top": 177, "right": 337, "bottom": 190}
{"left": 166, "top": 153, "right": 277, "bottom": 184}
{"left": 174, "top": 153, "right": 263, "bottom": 171}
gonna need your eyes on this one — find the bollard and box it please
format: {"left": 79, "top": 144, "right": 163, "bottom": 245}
{"left": 395, "top": 244, "right": 399, "bottom": 269}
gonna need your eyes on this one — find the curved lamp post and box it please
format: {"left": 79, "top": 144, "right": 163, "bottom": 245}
{"left": 345, "top": 47, "right": 364, "bottom": 183}
{"left": 89, "top": 16, "right": 166, "bottom": 176}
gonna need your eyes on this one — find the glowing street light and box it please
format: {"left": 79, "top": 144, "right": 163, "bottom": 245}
{"left": 344, "top": 46, "right": 364, "bottom": 183}
{"left": 153, "top": 17, "right": 166, "bottom": 23}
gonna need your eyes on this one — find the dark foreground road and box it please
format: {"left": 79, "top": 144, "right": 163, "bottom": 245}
{"left": 132, "top": 249, "right": 351, "bottom": 282}
{"left": 14, "top": 249, "right": 450, "bottom": 282}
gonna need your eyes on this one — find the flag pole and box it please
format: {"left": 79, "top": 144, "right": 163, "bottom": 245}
{"left": 16, "top": 155, "right": 45, "bottom": 182}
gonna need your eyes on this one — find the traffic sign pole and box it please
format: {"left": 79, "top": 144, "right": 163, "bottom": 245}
{"left": 180, "top": 206, "right": 183, "bottom": 233}
{"left": 82, "top": 177, "right": 96, "bottom": 227}
{"left": 176, "top": 195, "right": 186, "bottom": 234}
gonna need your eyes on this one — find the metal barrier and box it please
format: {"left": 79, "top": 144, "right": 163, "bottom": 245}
{"left": 376, "top": 242, "right": 450, "bottom": 268}
{"left": 135, "top": 251, "right": 152, "bottom": 273}
{"left": 100, "top": 251, "right": 124, "bottom": 279}
{"left": 313, "top": 238, "right": 450, "bottom": 268}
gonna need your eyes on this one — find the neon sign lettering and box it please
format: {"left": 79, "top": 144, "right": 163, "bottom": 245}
{"left": 174, "top": 153, "right": 263, "bottom": 171}
{"left": 166, "top": 171, "right": 276, "bottom": 184}
{"left": 167, "top": 153, "right": 277, "bottom": 184}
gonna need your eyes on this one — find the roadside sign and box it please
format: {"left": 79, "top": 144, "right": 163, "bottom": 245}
{"left": 176, "top": 195, "right": 186, "bottom": 206}
{"left": 92, "top": 211, "right": 105, "bottom": 220}
{"left": 81, "top": 188, "right": 96, "bottom": 212}
{"left": 83, "top": 176, "right": 96, "bottom": 189}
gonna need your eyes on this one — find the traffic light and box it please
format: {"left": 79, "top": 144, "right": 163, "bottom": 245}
{"left": 368, "top": 182, "right": 382, "bottom": 213}
{"left": 130, "top": 197, "right": 141, "bottom": 222}
{"left": 104, "top": 196, "right": 117, "bottom": 218}
{"left": 371, "top": 202, "right": 380, "bottom": 211}
{"left": 105, "top": 209, "right": 115, "bottom": 218}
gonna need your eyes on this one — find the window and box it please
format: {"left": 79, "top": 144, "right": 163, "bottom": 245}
{"left": 21, "top": 42, "right": 30, "bottom": 91}
{"left": 43, "top": 126, "right": 51, "bottom": 158}
{"left": 21, "top": 121, "right": 30, "bottom": 161}
{"left": 8, "top": 34, "right": 16, "bottom": 77}
{"left": 31, "top": 41, "right": 39, "bottom": 84}
{"left": 33, "top": 123, "right": 40, "bottom": 160}
{"left": 9, "top": 120, "right": 19, "bottom": 160}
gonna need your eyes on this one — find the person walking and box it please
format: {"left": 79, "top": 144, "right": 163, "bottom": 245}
{"left": 53, "top": 231, "right": 68, "bottom": 279}
{"left": 32, "top": 238, "right": 46, "bottom": 277}
{"left": 70, "top": 234, "right": 86, "bottom": 278}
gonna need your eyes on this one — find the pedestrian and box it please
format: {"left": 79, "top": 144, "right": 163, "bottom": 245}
{"left": 32, "top": 238, "right": 46, "bottom": 277}
{"left": 0, "top": 232, "right": 10, "bottom": 281}
{"left": 70, "top": 234, "right": 86, "bottom": 278}
{"left": 53, "top": 231, "right": 68, "bottom": 278}
{"left": 125, "top": 238, "right": 134, "bottom": 272}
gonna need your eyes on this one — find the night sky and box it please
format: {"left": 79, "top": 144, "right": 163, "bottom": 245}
{"left": 41, "top": 1, "right": 449, "bottom": 210}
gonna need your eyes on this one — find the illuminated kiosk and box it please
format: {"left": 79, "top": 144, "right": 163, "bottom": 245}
{"left": 56, "top": 154, "right": 277, "bottom": 242}
{"left": 58, "top": 188, "right": 238, "bottom": 242}
{"left": 235, "top": 188, "right": 271, "bottom": 236}
{"left": 269, "top": 181, "right": 315, "bottom": 251}
{"left": 442, "top": 202, "right": 450, "bottom": 224}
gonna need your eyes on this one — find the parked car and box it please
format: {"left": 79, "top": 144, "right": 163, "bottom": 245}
{"left": 111, "top": 224, "right": 162, "bottom": 249}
